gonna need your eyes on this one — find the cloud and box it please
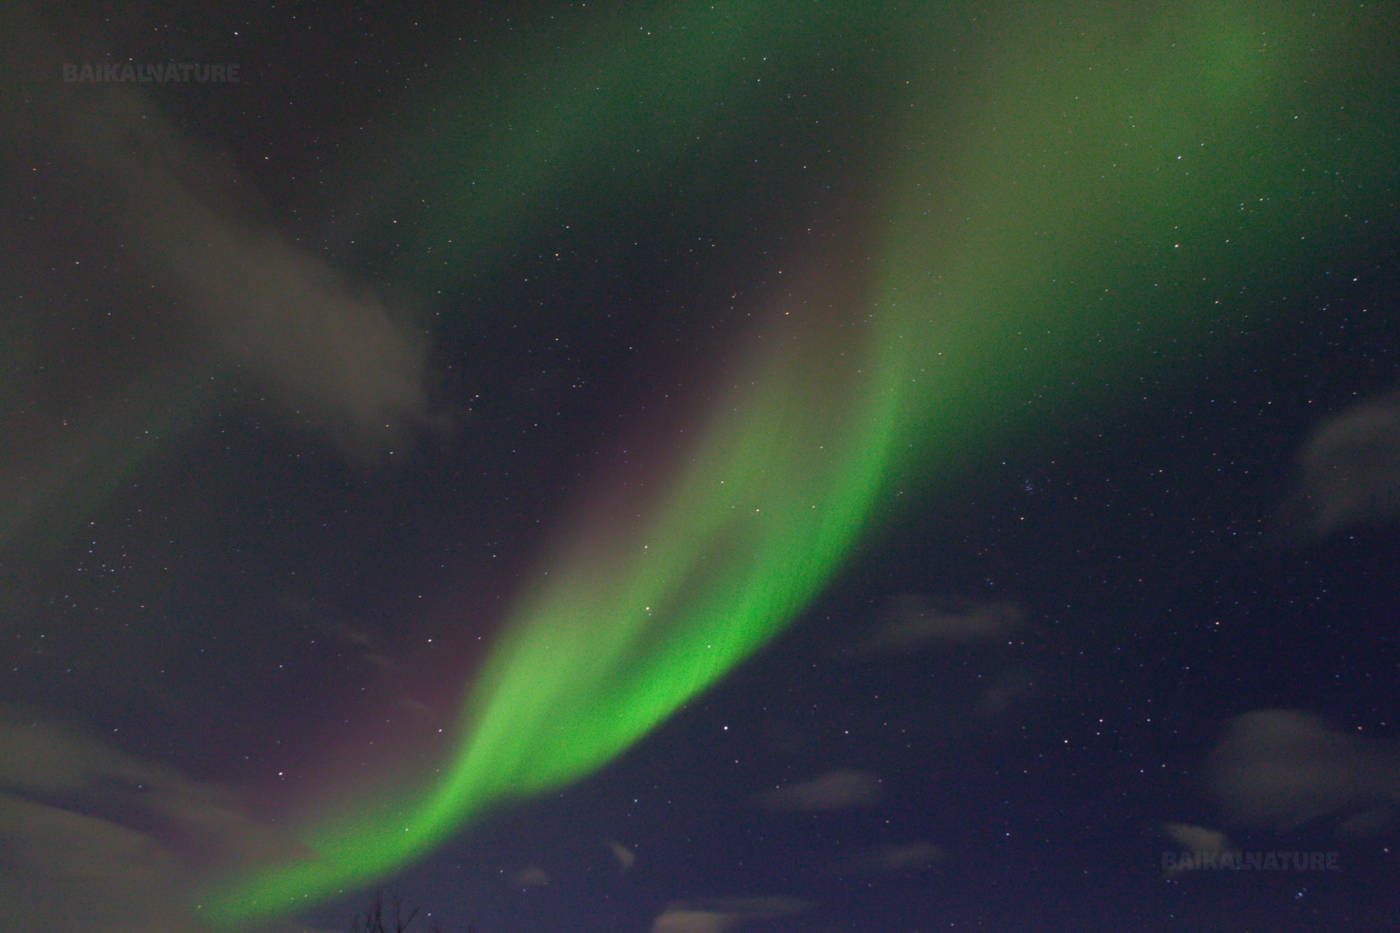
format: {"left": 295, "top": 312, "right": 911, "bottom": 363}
{"left": 605, "top": 836, "right": 637, "bottom": 871}
{"left": 849, "top": 594, "right": 1025, "bottom": 654}
{"left": 0, "top": 795, "right": 207, "bottom": 933}
{"left": 649, "top": 897, "right": 808, "bottom": 933}
{"left": 757, "top": 768, "right": 882, "bottom": 811}
{"left": 975, "top": 664, "right": 1038, "bottom": 718}
{"left": 1284, "top": 391, "right": 1400, "bottom": 537}
{"left": 0, "top": 708, "right": 315, "bottom": 933}
{"left": 1159, "top": 823, "right": 1233, "bottom": 875}
{"left": 1162, "top": 822, "right": 1233, "bottom": 855}
{"left": 2, "top": 8, "right": 431, "bottom": 485}
{"left": 1206, "top": 709, "right": 1400, "bottom": 837}
{"left": 824, "top": 841, "right": 944, "bottom": 877}
{"left": 508, "top": 864, "right": 551, "bottom": 888}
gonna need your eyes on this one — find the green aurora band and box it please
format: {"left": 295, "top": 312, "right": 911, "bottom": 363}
{"left": 207, "top": 2, "right": 1398, "bottom": 925}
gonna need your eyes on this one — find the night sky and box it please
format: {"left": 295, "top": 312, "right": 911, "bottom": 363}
{"left": 4, "top": 2, "right": 1400, "bottom": 931}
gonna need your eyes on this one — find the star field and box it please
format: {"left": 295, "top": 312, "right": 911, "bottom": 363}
{"left": 3, "top": 2, "right": 1400, "bottom": 932}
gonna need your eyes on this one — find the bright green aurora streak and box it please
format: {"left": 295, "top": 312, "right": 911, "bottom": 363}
{"left": 207, "top": 2, "right": 1398, "bottom": 925}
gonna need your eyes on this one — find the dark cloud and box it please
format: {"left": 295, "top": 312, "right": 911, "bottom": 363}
{"left": 1207, "top": 709, "right": 1400, "bottom": 837}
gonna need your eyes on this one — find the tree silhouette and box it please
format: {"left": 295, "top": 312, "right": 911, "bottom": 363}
{"left": 348, "top": 887, "right": 474, "bottom": 933}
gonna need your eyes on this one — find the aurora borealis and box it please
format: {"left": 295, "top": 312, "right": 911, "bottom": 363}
{"left": 5, "top": 2, "right": 1400, "bottom": 931}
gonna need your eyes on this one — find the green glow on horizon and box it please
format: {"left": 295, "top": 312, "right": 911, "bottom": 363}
{"left": 205, "top": 2, "right": 1399, "bottom": 926}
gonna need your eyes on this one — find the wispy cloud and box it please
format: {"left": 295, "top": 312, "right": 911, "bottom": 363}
{"left": 756, "top": 768, "right": 882, "bottom": 811}
{"left": 507, "top": 864, "right": 551, "bottom": 888}
{"left": 605, "top": 836, "right": 637, "bottom": 871}
{"left": 975, "top": 664, "right": 1038, "bottom": 718}
{"left": 31, "top": 72, "right": 430, "bottom": 449}
{"left": 847, "top": 594, "right": 1025, "bottom": 655}
{"left": 824, "top": 841, "right": 943, "bottom": 877}
{"left": 1207, "top": 709, "right": 1400, "bottom": 837}
{"left": 650, "top": 896, "right": 808, "bottom": 933}
{"left": 1, "top": 8, "right": 434, "bottom": 552}
{"left": 1159, "top": 822, "right": 1233, "bottom": 875}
